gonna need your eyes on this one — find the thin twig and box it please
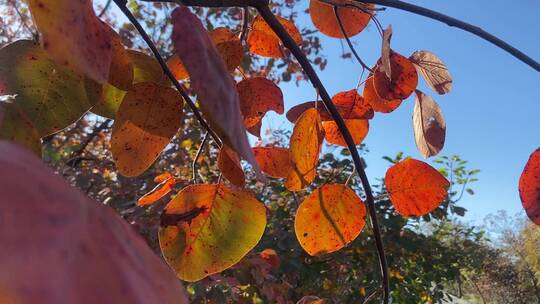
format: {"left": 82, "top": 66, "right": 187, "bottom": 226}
{"left": 239, "top": 7, "right": 250, "bottom": 42}
{"left": 98, "top": 0, "right": 113, "bottom": 18}
{"left": 66, "top": 119, "right": 111, "bottom": 167}
{"left": 192, "top": 131, "right": 209, "bottom": 183}
{"left": 256, "top": 5, "right": 390, "bottom": 303}
{"left": 112, "top": 0, "right": 223, "bottom": 147}
{"left": 333, "top": 6, "right": 372, "bottom": 72}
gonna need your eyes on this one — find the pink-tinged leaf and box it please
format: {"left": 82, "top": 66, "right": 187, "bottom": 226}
{"left": 171, "top": 7, "right": 262, "bottom": 179}
{"left": 412, "top": 90, "right": 446, "bottom": 158}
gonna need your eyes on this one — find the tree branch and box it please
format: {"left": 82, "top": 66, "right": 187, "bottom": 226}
{"left": 112, "top": 0, "right": 223, "bottom": 147}
{"left": 66, "top": 119, "right": 111, "bottom": 167}
{"left": 356, "top": 0, "right": 540, "bottom": 72}
{"left": 256, "top": 5, "right": 390, "bottom": 303}
{"left": 192, "top": 131, "right": 209, "bottom": 183}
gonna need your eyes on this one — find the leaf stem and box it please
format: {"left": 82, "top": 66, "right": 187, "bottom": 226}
{"left": 192, "top": 131, "right": 209, "bottom": 183}
{"left": 333, "top": 6, "right": 372, "bottom": 72}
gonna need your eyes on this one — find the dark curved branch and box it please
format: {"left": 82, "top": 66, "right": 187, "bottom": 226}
{"left": 256, "top": 5, "right": 390, "bottom": 303}
{"left": 112, "top": 0, "right": 223, "bottom": 146}
{"left": 239, "top": 7, "right": 250, "bottom": 42}
{"left": 356, "top": 0, "right": 540, "bottom": 72}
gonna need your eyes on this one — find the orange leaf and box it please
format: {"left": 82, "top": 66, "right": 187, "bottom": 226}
{"left": 111, "top": 82, "right": 184, "bottom": 177}
{"left": 155, "top": 172, "right": 174, "bottom": 183}
{"left": 412, "top": 90, "right": 446, "bottom": 158}
{"left": 373, "top": 52, "right": 418, "bottom": 100}
{"left": 253, "top": 146, "right": 292, "bottom": 178}
{"left": 363, "top": 76, "right": 402, "bottom": 113}
{"left": 385, "top": 158, "right": 449, "bottom": 216}
{"left": 167, "top": 55, "right": 189, "bottom": 81}
{"left": 519, "top": 148, "right": 540, "bottom": 225}
{"left": 218, "top": 144, "right": 246, "bottom": 187}
{"left": 28, "top": 0, "right": 112, "bottom": 83}
{"left": 309, "top": 0, "right": 373, "bottom": 38}
{"left": 107, "top": 26, "right": 133, "bottom": 91}
{"left": 286, "top": 90, "right": 373, "bottom": 123}
{"left": 248, "top": 15, "right": 302, "bottom": 58}
{"left": 409, "top": 50, "right": 452, "bottom": 95}
{"left": 237, "top": 77, "right": 284, "bottom": 137}
{"left": 286, "top": 108, "right": 324, "bottom": 191}
{"left": 0, "top": 142, "right": 189, "bottom": 303}
{"left": 323, "top": 119, "right": 369, "bottom": 147}
{"left": 295, "top": 184, "right": 366, "bottom": 255}
{"left": 138, "top": 176, "right": 177, "bottom": 206}
{"left": 260, "top": 248, "right": 280, "bottom": 268}
{"left": 171, "top": 7, "right": 262, "bottom": 178}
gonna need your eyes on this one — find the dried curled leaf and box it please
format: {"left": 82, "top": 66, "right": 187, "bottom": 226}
{"left": 286, "top": 108, "right": 324, "bottom": 191}
{"left": 253, "top": 146, "right": 292, "bottom": 178}
{"left": 381, "top": 25, "right": 393, "bottom": 80}
{"left": 111, "top": 82, "right": 184, "bottom": 177}
{"left": 309, "top": 0, "right": 373, "bottom": 38}
{"left": 171, "top": 7, "right": 261, "bottom": 178}
{"left": 373, "top": 52, "right": 418, "bottom": 100}
{"left": 0, "top": 40, "right": 93, "bottom": 136}
{"left": 363, "top": 75, "right": 402, "bottom": 113}
{"left": 413, "top": 90, "right": 446, "bottom": 158}
{"left": 28, "top": 0, "right": 112, "bottom": 83}
{"left": 410, "top": 50, "right": 452, "bottom": 95}
{"left": 519, "top": 148, "right": 540, "bottom": 225}
{"left": 237, "top": 77, "right": 284, "bottom": 138}
{"left": 159, "top": 184, "right": 267, "bottom": 282}
{"left": 385, "top": 158, "right": 449, "bottom": 216}
{"left": 323, "top": 119, "right": 369, "bottom": 147}
{"left": 218, "top": 144, "right": 246, "bottom": 187}
{"left": 0, "top": 142, "right": 189, "bottom": 304}
{"left": 138, "top": 175, "right": 177, "bottom": 207}
{"left": 295, "top": 184, "right": 366, "bottom": 255}
{"left": 248, "top": 15, "right": 302, "bottom": 58}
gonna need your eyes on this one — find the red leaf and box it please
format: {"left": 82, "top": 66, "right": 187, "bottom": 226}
{"left": 519, "top": 148, "right": 540, "bottom": 225}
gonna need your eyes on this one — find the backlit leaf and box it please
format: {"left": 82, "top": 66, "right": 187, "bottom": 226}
{"left": 253, "top": 146, "right": 292, "bottom": 178}
{"left": 413, "top": 90, "right": 446, "bottom": 158}
{"left": 248, "top": 15, "right": 302, "bottom": 58}
{"left": 410, "top": 50, "right": 452, "bottom": 95}
{"left": 0, "top": 40, "right": 93, "bottom": 136}
{"left": 171, "top": 7, "right": 261, "bottom": 177}
{"left": 237, "top": 77, "right": 284, "bottom": 138}
{"left": 155, "top": 172, "right": 174, "bottom": 183}
{"left": 107, "top": 26, "right": 133, "bottom": 91}
{"left": 218, "top": 145, "right": 246, "bottom": 187}
{"left": 0, "top": 142, "right": 189, "bottom": 303}
{"left": 381, "top": 25, "right": 393, "bottom": 80}
{"left": 111, "top": 82, "right": 183, "bottom": 177}
{"left": 295, "top": 184, "right": 366, "bottom": 255}
{"left": 159, "top": 184, "right": 267, "bottom": 282}
{"left": 309, "top": 0, "right": 373, "bottom": 38}
{"left": 373, "top": 52, "right": 418, "bottom": 100}
{"left": 363, "top": 76, "right": 402, "bottom": 113}
{"left": 519, "top": 148, "right": 540, "bottom": 225}
{"left": 385, "top": 158, "right": 450, "bottom": 216}
{"left": 323, "top": 119, "right": 368, "bottom": 147}
{"left": 138, "top": 175, "right": 177, "bottom": 207}
{"left": 27, "top": 0, "right": 112, "bottom": 83}
{"left": 0, "top": 103, "right": 41, "bottom": 156}
{"left": 286, "top": 108, "right": 324, "bottom": 191}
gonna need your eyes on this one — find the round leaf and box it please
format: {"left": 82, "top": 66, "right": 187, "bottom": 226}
{"left": 248, "top": 15, "right": 302, "bottom": 58}
{"left": 323, "top": 119, "right": 369, "bottom": 147}
{"left": 410, "top": 50, "right": 452, "bottom": 95}
{"left": 363, "top": 76, "right": 402, "bottom": 113}
{"left": 309, "top": 0, "right": 373, "bottom": 38}
{"left": 519, "top": 148, "right": 540, "bottom": 225}
{"left": 373, "top": 52, "right": 418, "bottom": 100}
{"left": 253, "top": 146, "right": 292, "bottom": 178}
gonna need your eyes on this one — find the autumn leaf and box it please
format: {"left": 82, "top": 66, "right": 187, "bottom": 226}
{"left": 413, "top": 90, "right": 446, "bottom": 158}
{"left": 323, "top": 119, "right": 369, "bottom": 147}
{"left": 295, "top": 184, "right": 366, "bottom": 255}
{"left": 218, "top": 144, "right": 246, "bottom": 187}
{"left": 286, "top": 90, "right": 373, "bottom": 123}
{"left": 171, "top": 7, "right": 261, "bottom": 178}
{"left": 138, "top": 175, "right": 177, "bottom": 207}
{"left": 309, "top": 0, "right": 373, "bottom": 38}
{"left": 107, "top": 26, "right": 133, "bottom": 91}
{"left": 519, "top": 148, "right": 540, "bottom": 225}
{"left": 111, "top": 82, "right": 184, "bottom": 177}
{"left": 381, "top": 25, "right": 393, "bottom": 80}
{"left": 0, "top": 40, "right": 94, "bottom": 136}
{"left": 410, "top": 50, "right": 452, "bottom": 95}
{"left": 253, "top": 146, "right": 292, "bottom": 178}
{"left": 159, "top": 184, "right": 267, "bottom": 282}
{"left": 248, "top": 15, "right": 302, "bottom": 58}
{"left": 27, "top": 0, "right": 112, "bottom": 83}
{"left": 0, "top": 142, "right": 189, "bottom": 303}
{"left": 155, "top": 172, "right": 174, "bottom": 183}
{"left": 385, "top": 158, "right": 450, "bottom": 216}
{"left": 259, "top": 248, "right": 280, "bottom": 268}
{"left": 363, "top": 75, "right": 402, "bottom": 113}
{"left": 286, "top": 108, "right": 325, "bottom": 191}
{"left": 373, "top": 52, "right": 418, "bottom": 100}
{"left": 0, "top": 103, "right": 41, "bottom": 156}
{"left": 237, "top": 77, "right": 284, "bottom": 138}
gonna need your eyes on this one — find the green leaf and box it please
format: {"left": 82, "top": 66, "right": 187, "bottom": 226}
{"left": 0, "top": 40, "right": 94, "bottom": 136}
{"left": 159, "top": 184, "right": 267, "bottom": 282}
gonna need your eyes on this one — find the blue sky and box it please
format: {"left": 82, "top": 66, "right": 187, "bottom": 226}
{"left": 262, "top": 0, "right": 540, "bottom": 224}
